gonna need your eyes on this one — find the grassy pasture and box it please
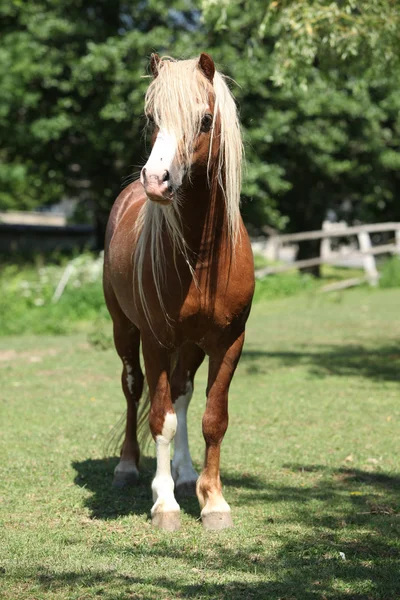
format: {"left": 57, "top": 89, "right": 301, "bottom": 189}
{"left": 0, "top": 287, "right": 399, "bottom": 599}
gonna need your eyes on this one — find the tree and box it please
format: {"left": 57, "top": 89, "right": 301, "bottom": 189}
{"left": 2, "top": 0, "right": 400, "bottom": 260}
{"left": 202, "top": 1, "right": 400, "bottom": 271}
{"left": 0, "top": 0, "right": 202, "bottom": 245}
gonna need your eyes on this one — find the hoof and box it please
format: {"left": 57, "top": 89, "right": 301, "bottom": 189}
{"left": 202, "top": 511, "right": 233, "bottom": 531}
{"left": 112, "top": 470, "right": 139, "bottom": 488}
{"left": 175, "top": 480, "right": 197, "bottom": 498}
{"left": 152, "top": 511, "right": 181, "bottom": 531}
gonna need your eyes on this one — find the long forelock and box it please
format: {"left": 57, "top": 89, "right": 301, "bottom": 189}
{"left": 144, "top": 58, "right": 212, "bottom": 167}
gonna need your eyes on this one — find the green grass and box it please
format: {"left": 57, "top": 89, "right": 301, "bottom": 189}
{"left": 379, "top": 256, "right": 400, "bottom": 288}
{"left": 1, "top": 288, "right": 399, "bottom": 599}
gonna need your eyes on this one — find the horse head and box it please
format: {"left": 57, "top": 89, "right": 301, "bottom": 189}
{"left": 140, "top": 53, "right": 220, "bottom": 205}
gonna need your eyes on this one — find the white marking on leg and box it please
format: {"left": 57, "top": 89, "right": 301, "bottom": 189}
{"left": 171, "top": 381, "right": 198, "bottom": 488}
{"left": 200, "top": 494, "right": 231, "bottom": 516}
{"left": 123, "top": 358, "right": 134, "bottom": 394}
{"left": 197, "top": 475, "right": 231, "bottom": 519}
{"left": 151, "top": 412, "right": 180, "bottom": 515}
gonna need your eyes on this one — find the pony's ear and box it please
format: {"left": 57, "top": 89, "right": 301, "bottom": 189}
{"left": 150, "top": 53, "right": 161, "bottom": 78}
{"left": 198, "top": 53, "right": 215, "bottom": 83}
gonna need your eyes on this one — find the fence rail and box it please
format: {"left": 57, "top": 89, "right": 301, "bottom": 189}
{"left": 270, "top": 221, "right": 400, "bottom": 243}
{"left": 254, "top": 221, "right": 400, "bottom": 289}
{"left": 0, "top": 222, "right": 95, "bottom": 255}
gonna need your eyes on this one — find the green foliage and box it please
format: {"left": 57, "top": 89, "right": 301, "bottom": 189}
{"left": 202, "top": 1, "right": 400, "bottom": 233}
{"left": 1, "top": 1, "right": 400, "bottom": 239}
{"left": 252, "top": 252, "right": 269, "bottom": 270}
{"left": 0, "top": 0, "right": 201, "bottom": 226}
{"left": 87, "top": 318, "right": 114, "bottom": 351}
{"left": 204, "top": 1, "right": 400, "bottom": 79}
{"left": 379, "top": 256, "right": 400, "bottom": 289}
{"left": 254, "top": 271, "right": 316, "bottom": 301}
{"left": 0, "top": 254, "right": 108, "bottom": 335}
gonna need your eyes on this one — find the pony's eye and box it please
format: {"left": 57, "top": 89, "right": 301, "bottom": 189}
{"left": 200, "top": 113, "right": 213, "bottom": 133}
{"left": 146, "top": 114, "right": 155, "bottom": 125}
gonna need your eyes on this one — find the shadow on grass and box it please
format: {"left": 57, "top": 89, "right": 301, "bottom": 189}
{"left": 29, "top": 463, "right": 400, "bottom": 598}
{"left": 72, "top": 456, "right": 200, "bottom": 521}
{"left": 18, "top": 569, "right": 388, "bottom": 600}
{"left": 241, "top": 343, "right": 400, "bottom": 382}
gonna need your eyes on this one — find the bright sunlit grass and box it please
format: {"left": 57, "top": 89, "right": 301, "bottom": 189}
{"left": 0, "top": 287, "right": 399, "bottom": 599}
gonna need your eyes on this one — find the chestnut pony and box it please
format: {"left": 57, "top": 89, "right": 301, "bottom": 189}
{"left": 103, "top": 53, "right": 254, "bottom": 531}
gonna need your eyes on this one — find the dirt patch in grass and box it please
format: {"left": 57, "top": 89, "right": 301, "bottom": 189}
{"left": 0, "top": 347, "right": 60, "bottom": 363}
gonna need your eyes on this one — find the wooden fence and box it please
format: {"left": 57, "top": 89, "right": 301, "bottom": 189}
{"left": 0, "top": 223, "right": 95, "bottom": 255}
{"left": 254, "top": 222, "right": 400, "bottom": 291}
{"left": 0, "top": 209, "right": 95, "bottom": 255}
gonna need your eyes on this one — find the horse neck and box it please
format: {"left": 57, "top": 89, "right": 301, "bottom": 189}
{"left": 179, "top": 169, "right": 229, "bottom": 259}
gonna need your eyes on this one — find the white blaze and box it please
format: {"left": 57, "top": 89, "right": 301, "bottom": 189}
{"left": 144, "top": 129, "right": 177, "bottom": 179}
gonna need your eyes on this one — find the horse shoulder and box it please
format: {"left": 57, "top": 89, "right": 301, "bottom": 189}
{"left": 105, "top": 181, "right": 146, "bottom": 250}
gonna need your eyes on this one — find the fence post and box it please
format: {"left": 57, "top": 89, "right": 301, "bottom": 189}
{"left": 265, "top": 234, "right": 280, "bottom": 262}
{"left": 358, "top": 231, "right": 379, "bottom": 286}
{"left": 395, "top": 228, "right": 400, "bottom": 255}
{"left": 52, "top": 262, "right": 75, "bottom": 303}
{"left": 320, "top": 227, "right": 332, "bottom": 261}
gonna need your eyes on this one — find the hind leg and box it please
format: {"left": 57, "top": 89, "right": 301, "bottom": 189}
{"left": 171, "top": 343, "right": 205, "bottom": 498}
{"left": 112, "top": 315, "right": 144, "bottom": 488}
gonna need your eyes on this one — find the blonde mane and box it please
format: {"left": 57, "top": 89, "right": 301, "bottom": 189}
{"left": 134, "top": 56, "right": 243, "bottom": 330}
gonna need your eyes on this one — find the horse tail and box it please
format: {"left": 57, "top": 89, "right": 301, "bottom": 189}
{"left": 137, "top": 378, "right": 152, "bottom": 452}
{"left": 104, "top": 411, "right": 127, "bottom": 457}
{"left": 103, "top": 381, "right": 151, "bottom": 458}
{"left": 105, "top": 351, "right": 179, "bottom": 458}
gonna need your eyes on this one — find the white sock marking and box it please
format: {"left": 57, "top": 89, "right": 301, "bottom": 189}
{"left": 172, "top": 381, "right": 198, "bottom": 487}
{"left": 151, "top": 412, "right": 180, "bottom": 515}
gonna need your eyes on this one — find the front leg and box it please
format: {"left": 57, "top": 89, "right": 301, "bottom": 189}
{"left": 196, "top": 332, "right": 245, "bottom": 530}
{"left": 171, "top": 343, "right": 205, "bottom": 497}
{"left": 142, "top": 340, "right": 181, "bottom": 531}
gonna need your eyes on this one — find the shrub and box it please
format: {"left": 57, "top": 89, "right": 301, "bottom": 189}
{"left": 253, "top": 271, "right": 316, "bottom": 301}
{"left": 0, "top": 253, "right": 109, "bottom": 335}
{"left": 87, "top": 318, "right": 114, "bottom": 350}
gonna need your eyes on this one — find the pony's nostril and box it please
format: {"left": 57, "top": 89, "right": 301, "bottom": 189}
{"left": 141, "top": 167, "right": 147, "bottom": 182}
{"left": 162, "top": 170, "right": 169, "bottom": 182}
